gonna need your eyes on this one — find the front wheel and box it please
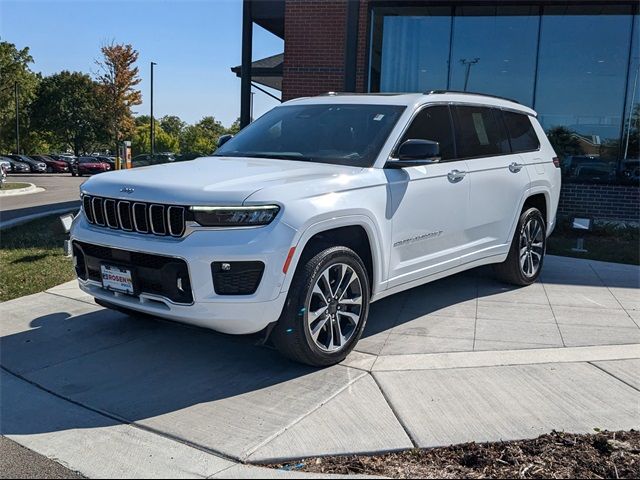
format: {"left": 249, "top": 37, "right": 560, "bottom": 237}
{"left": 495, "top": 207, "right": 547, "bottom": 286}
{"left": 272, "top": 246, "right": 370, "bottom": 367}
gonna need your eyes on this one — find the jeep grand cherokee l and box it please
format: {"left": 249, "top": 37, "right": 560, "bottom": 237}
{"left": 71, "top": 92, "right": 561, "bottom": 366}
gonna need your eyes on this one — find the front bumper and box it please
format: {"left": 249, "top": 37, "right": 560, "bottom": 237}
{"left": 70, "top": 214, "right": 297, "bottom": 334}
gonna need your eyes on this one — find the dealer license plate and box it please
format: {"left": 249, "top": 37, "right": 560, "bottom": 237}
{"left": 101, "top": 264, "right": 134, "bottom": 295}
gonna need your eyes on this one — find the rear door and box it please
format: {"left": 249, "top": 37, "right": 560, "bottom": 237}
{"left": 452, "top": 105, "right": 531, "bottom": 263}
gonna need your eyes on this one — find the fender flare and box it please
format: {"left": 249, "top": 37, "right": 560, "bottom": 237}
{"left": 280, "top": 214, "right": 386, "bottom": 295}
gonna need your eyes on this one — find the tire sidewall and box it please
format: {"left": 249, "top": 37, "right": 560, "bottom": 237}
{"left": 294, "top": 248, "right": 370, "bottom": 364}
{"left": 515, "top": 208, "right": 547, "bottom": 284}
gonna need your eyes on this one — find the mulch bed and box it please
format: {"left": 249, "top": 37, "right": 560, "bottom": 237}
{"left": 270, "top": 430, "right": 640, "bottom": 479}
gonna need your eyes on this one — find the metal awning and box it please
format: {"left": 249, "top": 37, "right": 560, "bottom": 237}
{"left": 231, "top": 53, "right": 283, "bottom": 92}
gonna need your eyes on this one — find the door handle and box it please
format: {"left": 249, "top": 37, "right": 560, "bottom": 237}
{"left": 447, "top": 169, "right": 467, "bottom": 183}
{"left": 509, "top": 162, "right": 524, "bottom": 173}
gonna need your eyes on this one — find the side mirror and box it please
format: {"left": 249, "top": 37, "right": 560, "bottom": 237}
{"left": 218, "top": 134, "right": 233, "bottom": 148}
{"left": 387, "top": 139, "right": 441, "bottom": 168}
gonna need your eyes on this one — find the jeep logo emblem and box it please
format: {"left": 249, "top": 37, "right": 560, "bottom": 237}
{"left": 120, "top": 187, "right": 135, "bottom": 194}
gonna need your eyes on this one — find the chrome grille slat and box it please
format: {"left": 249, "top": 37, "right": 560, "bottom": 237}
{"left": 167, "top": 206, "right": 186, "bottom": 237}
{"left": 133, "top": 202, "right": 149, "bottom": 233}
{"left": 104, "top": 199, "right": 119, "bottom": 228}
{"left": 117, "top": 201, "right": 133, "bottom": 231}
{"left": 82, "top": 195, "right": 185, "bottom": 237}
{"left": 92, "top": 197, "right": 105, "bottom": 226}
{"left": 149, "top": 204, "right": 166, "bottom": 235}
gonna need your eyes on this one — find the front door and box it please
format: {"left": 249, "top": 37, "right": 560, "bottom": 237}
{"left": 386, "top": 104, "right": 471, "bottom": 288}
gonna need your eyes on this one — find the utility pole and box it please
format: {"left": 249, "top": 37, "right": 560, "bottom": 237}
{"left": 240, "top": 0, "right": 253, "bottom": 128}
{"left": 150, "top": 61, "right": 157, "bottom": 155}
{"left": 460, "top": 58, "right": 480, "bottom": 92}
{"left": 14, "top": 82, "right": 20, "bottom": 154}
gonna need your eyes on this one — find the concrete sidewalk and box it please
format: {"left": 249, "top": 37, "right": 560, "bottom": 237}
{"left": 1, "top": 255, "right": 638, "bottom": 477}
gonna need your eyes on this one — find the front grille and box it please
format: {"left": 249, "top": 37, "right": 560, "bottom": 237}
{"left": 73, "top": 241, "right": 193, "bottom": 304}
{"left": 83, "top": 195, "right": 186, "bottom": 237}
{"left": 212, "top": 261, "right": 265, "bottom": 295}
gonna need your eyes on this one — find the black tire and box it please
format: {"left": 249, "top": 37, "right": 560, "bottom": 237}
{"left": 71, "top": 171, "right": 76, "bottom": 177}
{"left": 272, "top": 246, "right": 370, "bottom": 367}
{"left": 494, "top": 207, "right": 547, "bottom": 286}
{"left": 46, "top": 166, "right": 53, "bottom": 173}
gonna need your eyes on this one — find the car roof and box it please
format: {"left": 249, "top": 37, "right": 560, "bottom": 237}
{"left": 283, "top": 91, "right": 536, "bottom": 116}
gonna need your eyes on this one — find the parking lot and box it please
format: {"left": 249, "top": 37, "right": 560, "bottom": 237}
{"left": 0, "top": 174, "right": 83, "bottom": 224}
{"left": 1, "top": 254, "right": 638, "bottom": 478}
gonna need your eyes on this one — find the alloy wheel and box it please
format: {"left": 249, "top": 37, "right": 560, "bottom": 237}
{"left": 306, "top": 263, "right": 363, "bottom": 353}
{"left": 519, "top": 216, "right": 545, "bottom": 278}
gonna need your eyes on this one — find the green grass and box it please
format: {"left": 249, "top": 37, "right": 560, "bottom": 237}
{"left": 0, "top": 214, "right": 75, "bottom": 302}
{"left": 548, "top": 220, "right": 640, "bottom": 266}
{"left": 0, "top": 182, "right": 31, "bottom": 190}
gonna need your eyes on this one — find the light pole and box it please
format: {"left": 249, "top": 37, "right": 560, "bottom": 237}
{"left": 14, "top": 82, "right": 20, "bottom": 154}
{"left": 460, "top": 58, "right": 480, "bottom": 92}
{"left": 150, "top": 61, "right": 157, "bottom": 155}
{"left": 250, "top": 91, "right": 255, "bottom": 122}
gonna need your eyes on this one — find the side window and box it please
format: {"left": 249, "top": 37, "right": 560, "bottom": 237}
{"left": 502, "top": 110, "right": 540, "bottom": 153}
{"left": 453, "top": 105, "right": 511, "bottom": 159}
{"left": 398, "top": 105, "right": 455, "bottom": 161}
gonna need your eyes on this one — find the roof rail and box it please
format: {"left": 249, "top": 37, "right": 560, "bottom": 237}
{"left": 426, "top": 90, "right": 521, "bottom": 105}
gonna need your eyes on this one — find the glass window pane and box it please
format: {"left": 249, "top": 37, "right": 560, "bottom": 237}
{"left": 376, "top": 8, "right": 452, "bottom": 92}
{"left": 535, "top": 5, "right": 633, "bottom": 184}
{"left": 453, "top": 105, "right": 510, "bottom": 158}
{"left": 621, "top": 15, "right": 639, "bottom": 185}
{"left": 448, "top": 6, "right": 539, "bottom": 105}
{"left": 399, "top": 106, "right": 455, "bottom": 160}
{"left": 502, "top": 110, "right": 540, "bottom": 153}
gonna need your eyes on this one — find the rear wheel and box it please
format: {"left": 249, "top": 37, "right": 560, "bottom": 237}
{"left": 495, "top": 207, "right": 546, "bottom": 286}
{"left": 272, "top": 246, "right": 370, "bottom": 367}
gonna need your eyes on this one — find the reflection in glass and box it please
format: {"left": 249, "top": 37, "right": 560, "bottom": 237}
{"left": 535, "top": 6, "right": 633, "bottom": 183}
{"left": 449, "top": 6, "right": 539, "bottom": 105}
{"left": 621, "top": 15, "right": 639, "bottom": 185}
{"left": 376, "top": 8, "right": 452, "bottom": 92}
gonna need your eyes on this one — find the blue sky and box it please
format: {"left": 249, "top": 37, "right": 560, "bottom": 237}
{"left": 0, "top": 0, "right": 283, "bottom": 126}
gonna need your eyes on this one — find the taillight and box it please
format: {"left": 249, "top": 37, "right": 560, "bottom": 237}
{"left": 552, "top": 157, "right": 560, "bottom": 168}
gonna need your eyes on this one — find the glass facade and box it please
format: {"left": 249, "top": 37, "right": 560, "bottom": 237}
{"left": 369, "top": 3, "right": 639, "bottom": 185}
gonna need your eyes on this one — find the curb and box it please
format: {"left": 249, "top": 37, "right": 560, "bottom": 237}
{"left": 0, "top": 207, "right": 79, "bottom": 230}
{"left": 0, "top": 183, "right": 43, "bottom": 197}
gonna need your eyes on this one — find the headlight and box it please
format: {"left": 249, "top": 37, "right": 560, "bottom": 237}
{"left": 190, "top": 205, "right": 280, "bottom": 227}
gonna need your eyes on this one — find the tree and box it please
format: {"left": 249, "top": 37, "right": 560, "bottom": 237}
{"left": 30, "top": 71, "right": 108, "bottom": 155}
{"left": 179, "top": 116, "right": 226, "bottom": 155}
{"left": 95, "top": 42, "right": 142, "bottom": 157}
{"left": 546, "top": 126, "right": 583, "bottom": 159}
{"left": 0, "top": 41, "right": 40, "bottom": 153}
{"left": 226, "top": 117, "right": 241, "bottom": 135}
{"left": 132, "top": 119, "right": 179, "bottom": 155}
{"left": 160, "top": 115, "right": 186, "bottom": 138}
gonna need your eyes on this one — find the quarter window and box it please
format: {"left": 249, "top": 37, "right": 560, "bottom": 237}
{"left": 398, "top": 105, "right": 455, "bottom": 160}
{"left": 502, "top": 110, "right": 540, "bottom": 153}
{"left": 453, "top": 105, "right": 511, "bottom": 158}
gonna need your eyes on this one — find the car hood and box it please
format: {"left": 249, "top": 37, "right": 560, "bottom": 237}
{"left": 80, "top": 156, "right": 364, "bottom": 205}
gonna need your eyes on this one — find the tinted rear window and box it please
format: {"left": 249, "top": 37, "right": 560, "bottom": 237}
{"left": 398, "top": 105, "right": 455, "bottom": 161}
{"left": 502, "top": 110, "right": 540, "bottom": 153}
{"left": 453, "top": 106, "right": 511, "bottom": 159}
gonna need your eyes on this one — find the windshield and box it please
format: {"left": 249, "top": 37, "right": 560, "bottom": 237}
{"left": 79, "top": 157, "right": 98, "bottom": 163}
{"left": 214, "top": 104, "right": 406, "bottom": 167}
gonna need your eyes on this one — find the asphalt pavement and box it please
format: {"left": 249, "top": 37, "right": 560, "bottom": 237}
{"left": 0, "top": 174, "right": 84, "bottom": 223}
{"left": 0, "top": 437, "right": 84, "bottom": 479}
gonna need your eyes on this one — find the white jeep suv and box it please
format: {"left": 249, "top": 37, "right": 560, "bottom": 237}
{"left": 71, "top": 92, "right": 561, "bottom": 366}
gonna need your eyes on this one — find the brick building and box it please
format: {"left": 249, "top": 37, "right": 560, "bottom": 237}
{"left": 238, "top": 0, "right": 639, "bottom": 222}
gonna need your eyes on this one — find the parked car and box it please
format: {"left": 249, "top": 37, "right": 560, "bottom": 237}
{"left": 49, "top": 154, "right": 77, "bottom": 165}
{"left": 1, "top": 155, "right": 30, "bottom": 173}
{"left": 31, "top": 155, "right": 69, "bottom": 173}
{"left": 95, "top": 156, "right": 116, "bottom": 169}
{"left": 71, "top": 92, "right": 561, "bottom": 366}
{"left": 0, "top": 157, "right": 11, "bottom": 174}
{"left": 7, "top": 154, "right": 46, "bottom": 173}
{"left": 71, "top": 156, "right": 111, "bottom": 176}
